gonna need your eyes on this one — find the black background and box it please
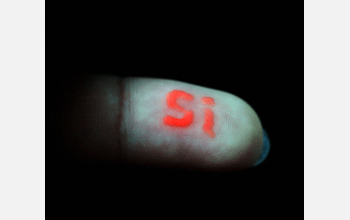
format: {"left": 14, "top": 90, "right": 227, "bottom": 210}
{"left": 47, "top": 1, "right": 303, "bottom": 219}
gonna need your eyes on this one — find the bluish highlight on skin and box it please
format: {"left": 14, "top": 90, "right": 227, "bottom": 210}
{"left": 253, "top": 129, "right": 270, "bottom": 166}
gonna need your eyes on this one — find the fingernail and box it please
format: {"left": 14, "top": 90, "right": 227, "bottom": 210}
{"left": 253, "top": 129, "right": 270, "bottom": 167}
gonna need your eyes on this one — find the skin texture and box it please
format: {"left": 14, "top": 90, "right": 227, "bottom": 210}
{"left": 60, "top": 74, "right": 263, "bottom": 172}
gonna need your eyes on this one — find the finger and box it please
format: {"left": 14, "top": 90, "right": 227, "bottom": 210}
{"left": 61, "top": 74, "right": 264, "bottom": 171}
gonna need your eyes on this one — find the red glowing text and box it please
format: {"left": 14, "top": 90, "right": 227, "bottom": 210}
{"left": 163, "top": 90, "right": 216, "bottom": 138}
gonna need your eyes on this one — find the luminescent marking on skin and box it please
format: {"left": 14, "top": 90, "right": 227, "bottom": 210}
{"left": 201, "top": 97, "right": 215, "bottom": 106}
{"left": 201, "top": 97, "right": 216, "bottom": 138}
{"left": 163, "top": 90, "right": 194, "bottom": 127}
{"left": 203, "top": 108, "right": 215, "bottom": 138}
{"left": 163, "top": 90, "right": 216, "bottom": 138}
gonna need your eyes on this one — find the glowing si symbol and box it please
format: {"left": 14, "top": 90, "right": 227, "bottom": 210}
{"left": 163, "top": 90, "right": 216, "bottom": 138}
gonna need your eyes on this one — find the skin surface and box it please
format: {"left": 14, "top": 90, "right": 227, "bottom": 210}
{"left": 62, "top": 74, "right": 263, "bottom": 172}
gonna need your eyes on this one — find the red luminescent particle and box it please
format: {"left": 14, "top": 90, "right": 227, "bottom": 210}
{"left": 163, "top": 90, "right": 194, "bottom": 127}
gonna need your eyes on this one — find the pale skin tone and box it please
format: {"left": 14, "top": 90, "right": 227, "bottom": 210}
{"left": 60, "top": 74, "right": 264, "bottom": 172}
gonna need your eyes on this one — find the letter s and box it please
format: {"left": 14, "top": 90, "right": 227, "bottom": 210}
{"left": 163, "top": 90, "right": 194, "bottom": 127}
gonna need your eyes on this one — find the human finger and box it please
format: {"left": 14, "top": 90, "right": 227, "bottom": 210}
{"left": 61, "top": 74, "right": 264, "bottom": 172}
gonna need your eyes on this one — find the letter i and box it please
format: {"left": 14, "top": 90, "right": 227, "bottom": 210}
{"left": 201, "top": 97, "right": 215, "bottom": 138}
